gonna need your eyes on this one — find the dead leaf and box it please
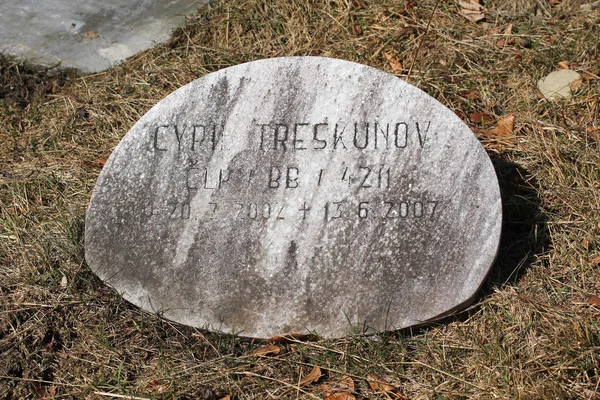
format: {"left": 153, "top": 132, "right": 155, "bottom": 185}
{"left": 367, "top": 373, "right": 396, "bottom": 392}
{"left": 583, "top": 237, "right": 590, "bottom": 251}
{"left": 353, "top": 24, "right": 363, "bottom": 35}
{"left": 83, "top": 30, "right": 99, "bottom": 39}
{"left": 319, "top": 375, "right": 355, "bottom": 396}
{"left": 455, "top": 110, "right": 467, "bottom": 120}
{"left": 148, "top": 379, "right": 169, "bottom": 394}
{"left": 84, "top": 158, "right": 107, "bottom": 169}
{"left": 460, "top": 90, "right": 480, "bottom": 100}
{"left": 402, "top": 0, "right": 416, "bottom": 13}
{"left": 588, "top": 295, "right": 600, "bottom": 306}
{"left": 16, "top": 137, "right": 28, "bottom": 148}
{"left": 496, "top": 114, "right": 515, "bottom": 137}
{"left": 496, "top": 38, "right": 514, "bottom": 47}
{"left": 325, "top": 393, "right": 356, "bottom": 400}
{"left": 469, "top": 111, "right": 494, "bottom": 126}
{"left": 558, "top": 60, "right": 570, "bottom": 69}
{"left": 252, "top": 343, "right": 280, "bottom": 357}
{"left": 570, "top": 78, "right": 583, "bottom": 90}
{"left": 33, "top": 384, "right": 50, "bottom": 399}
{"left": 60, "top": 275, "right": 68, "bottom": 288}
{"left": 504, "top": 23, "right": 514, "bottom": 35}
{"left": 300, "top": 365, "right": 323, "bottom": 386}
{"left": 338, "top": 375, "right": 355, "bottom": 391}
{"left": 483, "top": 114, "right": 514, "bottom": 138}
{"left": 367, "top": 373, "right": 407, "bottom": 399}
{"left": 458, "top": 0, "right": 485, "bottom": 22}
{"left": 582, "top": 70, "right": 598, "bottom": 80}
{"left": 587, "top": 126, "right": 600, "bottom": 134}
{"left": 384, "top": 52, "right": 403, "bottom": 73}
{"left": 220, "top": 397, "right": 231, "bottom": 400}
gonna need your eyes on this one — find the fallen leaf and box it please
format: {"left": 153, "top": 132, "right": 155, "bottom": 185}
{"left": 557, "top": 60, "right": 570, "bottom": 69}
{"left": 458, "top": 0, "right": 485, "bottom": 22}
{"left": 496, "top": 38, "right": 514, "bottom": 47}
{"left": 402, "top": 0, "right": 416, "bottom": 13}
{"left": 588, "top": 295, "right": 600, "bottom": 306}
{"left": 16, "top": 137, "right": 28, "bottom": 148}
{"left": 325, "top": 393, "right": 356, "bottom": 400}
{"left": 504, "top": 23, "right": 514, "bottom": 35}
{"left": 516, "top": 38, "right": 530, "bottom": 47}
{"left": 367, "top": 373, "right": 407, "bottom": 399}
{"left": 300, "top": 365, "right": 323, "bottom": 386}
{"left": 582, "top": 70, "right": 598, "bottom": 80}
{"left": 454, "top": 109, "right": 467, "bottom": 120}
{"left": 583, "top": 237, "right": 590, "bottom": 251}
{"left": 83, "top": 30, "right": 99, "bottom": 39}
{"left": 338, "top": 375, "right": 355, "bottom": 391}
{"left": 353, "top": 24, "right": 363, "bottom": 35}
{"left": 252, "top": 343, "right": 280, "bottom": 357}
{"left": 469, "top": 111, "right": 494, "bottom": 126}
{"left": 460, "top": 90, "right": 480, "bottom": 100}
{"left": 33, "top": 384, "right": 50, "bottom": 399}
{"left": 319, "top": 375, "right": 355, "bottom": 396}
{"left": 84, "top": 158, "right": 107, "bottom": 169}
{"left": 496, "top": 114, "right": 515, "bottom": 137}
{"left": 147, "top": 379, "right": 169, "bottom": 393}
{"left": 570, "top": 78, "right": 583, "bottom": 90}
{"left": 384, "top": 52, "right": 403, "bottom": 73}
{"left": 220, "top": 397, "right": 231, "bottom": 400}
{"left": 60, "top": 275, "right": 68, "bottom": 288}
{"left": 367, "top": 373, "right": 396, "bottom": 392}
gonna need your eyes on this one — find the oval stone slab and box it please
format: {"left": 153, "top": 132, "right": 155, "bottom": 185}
{"left": 85, "top": 57, "right": 502, "bottom": 338}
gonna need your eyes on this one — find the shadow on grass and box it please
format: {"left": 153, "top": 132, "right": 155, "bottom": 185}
{"left": 484, "top": 158, "right": 550, "bottom": 290}
{"left": 391, "top": 157, "right": 550, "bottom": 338}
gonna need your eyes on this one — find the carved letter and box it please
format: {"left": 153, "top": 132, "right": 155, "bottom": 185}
{"left": 313, "top": 123, "right": 328, "bottom": 150}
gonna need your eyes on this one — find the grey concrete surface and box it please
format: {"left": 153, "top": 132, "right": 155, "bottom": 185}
{"left": 0, "top": 0, "right": 208, "bottom": 72}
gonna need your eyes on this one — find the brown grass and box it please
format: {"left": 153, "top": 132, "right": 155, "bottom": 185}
{"left": 1, "top": 0, "right": 600, "bottom": 398}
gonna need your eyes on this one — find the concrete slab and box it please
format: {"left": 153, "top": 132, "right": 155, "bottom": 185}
{"left": 0, "top": 0, "right": 208, "bottom": 73}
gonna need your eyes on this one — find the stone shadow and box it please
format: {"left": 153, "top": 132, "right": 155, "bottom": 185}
{"left": 392, "top": 157, "right": 550, "bottom": 337}
{"left": 483, "top": 158, "right": 550, "bottom": 290}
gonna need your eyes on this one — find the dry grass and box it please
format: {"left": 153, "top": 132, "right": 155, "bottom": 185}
{"left": 1, "top": 0, "right": 599, "bottom": 398}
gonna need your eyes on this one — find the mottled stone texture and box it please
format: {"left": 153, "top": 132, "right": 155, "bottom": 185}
{"left": 85, "top": 57, "right": 502, "bottom": 338}
{"left": 0, "top": 0, "right": 207, "bottom": 72}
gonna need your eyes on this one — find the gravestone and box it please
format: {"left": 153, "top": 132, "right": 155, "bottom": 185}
{"left": 85, "top": 56, "right": 502, "bottom": 338}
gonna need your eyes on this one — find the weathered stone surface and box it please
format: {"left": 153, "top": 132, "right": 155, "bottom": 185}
{"left": 85, "top": 57, "right": 502, "bottom": 338}
{"left": 0, "top": 0, "right": 208, "bottom": 72}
